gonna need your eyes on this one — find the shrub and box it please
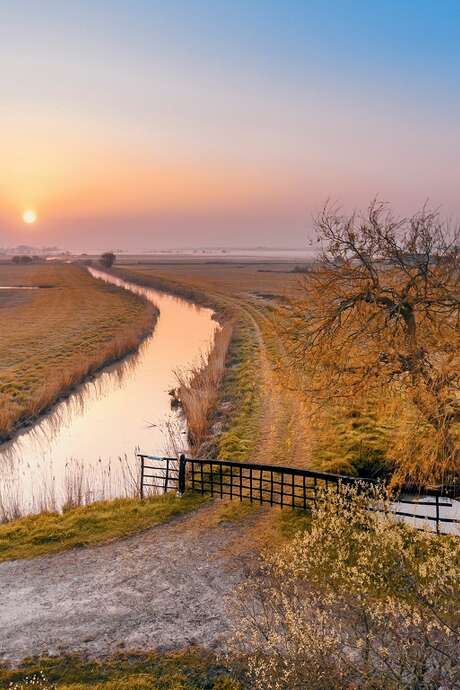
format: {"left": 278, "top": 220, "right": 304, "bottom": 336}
{"left": 99, "top": 252, "right": 116, "bottom": 268}
{"left": 228, "top": 486, "right": 460, "bottom": 689}
{"left": 8, "top": 672, "right": 55, "bottom": 689}
{"left": 11, "top": 255, "right": 33, "bottom": 264}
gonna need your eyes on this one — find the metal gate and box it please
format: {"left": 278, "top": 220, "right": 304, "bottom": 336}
{"left": 137, "top": 453, "right": 460, "bottom": 535}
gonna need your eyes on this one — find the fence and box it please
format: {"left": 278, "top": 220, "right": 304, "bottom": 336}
{"left": 138, "top": 453, "right": 460, "bottom": 535}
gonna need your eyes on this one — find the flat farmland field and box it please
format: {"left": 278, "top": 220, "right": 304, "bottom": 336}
{"left": 0, "top": 263, "right": 156, "bottom": 440}
{"left": 115, "top": 259, "right": 305, "bottom": 300}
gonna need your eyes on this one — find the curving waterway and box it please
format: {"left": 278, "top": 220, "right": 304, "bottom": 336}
{"left": 0, "top": 269, "right": 218, "bottom": 516}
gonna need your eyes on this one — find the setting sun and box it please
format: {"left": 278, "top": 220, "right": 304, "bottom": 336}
{"left": 22, "top": 209, "right": 37, "bottom": 224}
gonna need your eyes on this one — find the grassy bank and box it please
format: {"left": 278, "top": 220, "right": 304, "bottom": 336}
{"left": 216, "top": 318, "right": 262, "bottom": 461}
{"left": 0, "top": 649, "right": 241, "bottom": 689}
{"left": 175, "top": 322, "right": 233, "bottom": 455}
{"left": 0, "top": 492, "right": 205, "bottom": 562}
{"left": 0, "top": 264, "right": 157, "bottom": 442}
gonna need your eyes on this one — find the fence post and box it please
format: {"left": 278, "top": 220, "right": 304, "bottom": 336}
{"left": 140, "top": 455, "right": 145, "bottom": 500}
{"left": 164, "top": 458, "right": 170, "bottom": 493}
{"left": 435, "top": 493, "right": 440, "bottom": 535}
{"left": 178, "top": 454, "right": 187, "bottom": 496}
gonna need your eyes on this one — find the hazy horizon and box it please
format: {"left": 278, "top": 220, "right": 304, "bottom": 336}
{"left": 1, "top": 0, "right": 459, "bottom": 249}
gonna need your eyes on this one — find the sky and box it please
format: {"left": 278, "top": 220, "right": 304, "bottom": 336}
{"left": 0, "top": 0, "right": 459, "bottom": 250}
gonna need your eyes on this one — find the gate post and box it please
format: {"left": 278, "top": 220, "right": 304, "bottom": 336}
{"left": 140, "top": 455, "right": 145, "bottom": 500}
{"left": 178, "top": 454, "right": 187, "bottom": 496}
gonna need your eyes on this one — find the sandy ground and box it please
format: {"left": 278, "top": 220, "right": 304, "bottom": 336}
{"left": 0, "top": 504, "right": 255, "bottom": 664}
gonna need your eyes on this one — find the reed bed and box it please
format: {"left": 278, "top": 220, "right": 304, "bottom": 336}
{"left": 175, "top": 322, "right": 233, "bottom": 454}
{"left": 0, "top": 264, "right": 157, "bottom": 441}
{"left": 0, "top": 454, "right": 145, "bottom": 523}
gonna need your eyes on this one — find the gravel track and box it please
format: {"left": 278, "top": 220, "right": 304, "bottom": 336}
{"left": 0, "top": 504, "right": 246, "bottom": 664}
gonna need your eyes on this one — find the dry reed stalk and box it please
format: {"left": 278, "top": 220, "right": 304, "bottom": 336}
{"left": 175, "top": 322, "right": 233, "bottom": 454}
{"left": 0, "top": 453, "right": 144, "bottom": 523}
{"left": 162, "top": 417, "right": 187, "bottom": 458}
{"left": 0, "top": 477, "right": 22, "bottom": 522}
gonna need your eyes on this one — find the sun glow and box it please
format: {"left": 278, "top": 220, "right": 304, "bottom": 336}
{"left": 23, "top": 209, "right": 37, "bottom": 224}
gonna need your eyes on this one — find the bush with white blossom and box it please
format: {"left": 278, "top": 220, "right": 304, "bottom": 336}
{"left": 228, "top": 485, "right": 460, "bottom": 689}
{"left": 8, "top": 672, "right": 55, "bottom": 689}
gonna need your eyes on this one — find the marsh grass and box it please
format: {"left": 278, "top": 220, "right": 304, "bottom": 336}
{"left": 175, "top": 323, "right": 233, "bottom": 454}
{"left": 0, "top": 453, "right": 144, "bottom": 523}
{"left": 0, "top": 264, "right": 156, "bottom": 441}
{"left": 0, "top": 491, "right": 206, "bottom": 561}
{"left": 0, "top": 650, "right": 241, "bottom": 689}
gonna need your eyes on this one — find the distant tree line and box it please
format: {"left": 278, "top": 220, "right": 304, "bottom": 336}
{"left": 11, "top": 255, "right": 43, "bottom": 264}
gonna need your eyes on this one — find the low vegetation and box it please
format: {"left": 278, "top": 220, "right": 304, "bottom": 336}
{"left": 0, "top": 264, "right": 156, "bottom": 441}
{"left": 0, "top": 649, "right": 241, "bottom": 690}
{"left": 176, "top": 323, "right": 233, "bottom": 455}
{"left": 216, "top": 318, "right": 262, "bottom": 461}
{"left": 228, "top": 486, "right": 460, "bottom": 689}
{"left": 0, "top": 492, "right": 205, "bottom": 561}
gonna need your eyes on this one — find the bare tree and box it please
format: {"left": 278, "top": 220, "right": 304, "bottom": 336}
{"left": 284, "top": 200, "right": 460, "bottom": 487}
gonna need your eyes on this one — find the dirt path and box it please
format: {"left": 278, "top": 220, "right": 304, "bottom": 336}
{"left": 227, "top": 296, "right": 312, "bottom": 468}
{"left": 249, "top": 303, "right": 312, "bottom": 468}
{"left": 0, "top": 503, "right": 256, "bottom": 664}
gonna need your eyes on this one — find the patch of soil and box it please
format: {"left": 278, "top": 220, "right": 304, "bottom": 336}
{"left": 0, "top": 503, "right": 256, "bottom": 664}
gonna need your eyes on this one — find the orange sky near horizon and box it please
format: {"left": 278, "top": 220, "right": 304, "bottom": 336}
{"left": 1, "top": 113, "right": 313, "bottom": 227}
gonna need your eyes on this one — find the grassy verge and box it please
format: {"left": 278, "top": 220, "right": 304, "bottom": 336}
{"left": 216, "top": 318, "right": 262, "bottom": 461}
{"left": 0, "top": 649, "right": 242, "bottom": 689}
{"left": 0, "top": 264, "right": 156, "bottom": 441}
{"left": 0, "top": 493, "right": 206, "bottom": 562}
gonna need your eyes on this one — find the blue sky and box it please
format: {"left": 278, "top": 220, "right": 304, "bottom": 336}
{"left": 1, "top": 0, "right": 459, "bottom": 248}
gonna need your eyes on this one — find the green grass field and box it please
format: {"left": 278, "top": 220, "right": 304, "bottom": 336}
{"left": 0, "top": 492, "right": 206, "bottom": 561}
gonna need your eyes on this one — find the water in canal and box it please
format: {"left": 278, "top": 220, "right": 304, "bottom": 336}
{"left": 0, "top": 269, "right": 218, "bottom": 516}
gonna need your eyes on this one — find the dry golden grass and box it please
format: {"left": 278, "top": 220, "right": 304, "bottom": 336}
{"left": 0, "top": 263, "right": 156, "bottom": 440}
{"left": 115, "top": 260, "right": 304, "bottom": 300}
{"left": 175, "top": 322, "right": 233, "bottom": 453}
